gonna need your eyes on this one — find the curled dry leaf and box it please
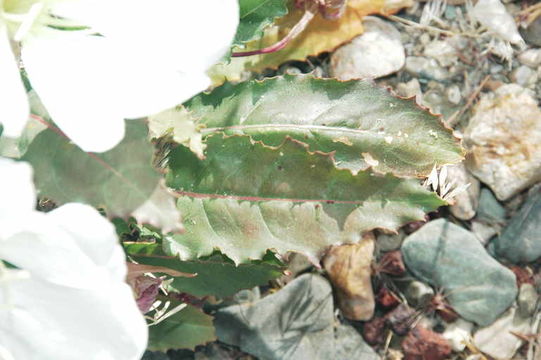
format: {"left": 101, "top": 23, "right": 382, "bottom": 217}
{"left": 376, "top": 286, "right": 401, "bottom": 308}
{"left": 386, "top": 303, "right": 417, "bottom": 336}
{"left": 323, "top": 233, "right": 375, "bottom": 321}
{"left": 377, "top": 250, "right": 406, "bottom": 276}
{"left": 211, "top": 0, "right": 413, "bottom": 83}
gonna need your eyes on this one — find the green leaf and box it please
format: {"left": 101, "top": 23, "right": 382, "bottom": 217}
{"left": 165, "top": 134, "right": 444, "bottom": 263}
{"left": 185, "top": 75, "right": 463, "bottom": 177}
{"left": 22, "top": 120, "right": 160, "bottom": 217}
{"left": 234, "top": 0, "right": 289, "bottom": 48}
{"left": 130, "top": 252, "right": 283, "bottom": 298}
{"left": 148, "top": 305, "right": 215, "bottom": 351}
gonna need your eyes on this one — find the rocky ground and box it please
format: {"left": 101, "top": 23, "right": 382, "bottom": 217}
{"left": 144, "top": 1, "right": 541, "bottom": 359}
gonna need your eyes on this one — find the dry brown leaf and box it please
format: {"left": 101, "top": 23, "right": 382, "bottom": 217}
{"left": 209, "top": 0, "right": 412, "bottom": 84}
{"left": 323, "top": 232, "right": 375, "bottom": 321}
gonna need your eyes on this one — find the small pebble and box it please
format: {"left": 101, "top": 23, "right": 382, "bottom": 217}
{"left": 517, "top": 283, "right": 538, "bottom": 317}
{"left": 511, "top": 65, "right": 538, "bottom": 87}
{"left": 330, "top": 17, "right": 405, "bottom": 80}
{"left": 446, "top": 85, "right": 461, "bottom": 105}
{"left": 518, "top": 48, "right": 541, "bottom": 68}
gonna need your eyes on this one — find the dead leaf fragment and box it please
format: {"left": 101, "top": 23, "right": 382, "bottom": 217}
{"left": 210, "top": 0, "right": 412, "bottom": 84}
{"left": 402, "top": 326, "right": 452, "bottom": 360}
{"left": 323, "top": 232, "right": 375, "bottom": 320}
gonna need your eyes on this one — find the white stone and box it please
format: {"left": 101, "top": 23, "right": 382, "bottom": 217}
{"left": 474, "top": 306, "right": 531, "bottom": 360}
{"left": 443, "top": 319, "right": 474, "bottom": 352}
{"left": 330, "top": 17, "right": 405, "bottom": 80}
{"left": 511, "top": 65, "right": 538, "bottom": 87}
{"left": 518, "top": 49, "right": 541, "bottom": 68}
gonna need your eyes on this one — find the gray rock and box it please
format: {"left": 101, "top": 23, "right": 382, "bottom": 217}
{"left": 448, "top": 163, "right": 480, "bottom": 220}
{"left": 405, "top": 56, "right": 450, "bottom": 81}
{"left": 335, "top": 323, "right": 380, "bottom": 360}
{"left": 471, "top": 221, "right": 499, "bottom": 245}
{"left": 473, "top": 306, "right": 531, "bottom": 360}
{"left": 520, "top": 15, "right": 541, "bottom": 47}
{"left": 476, "top": 188, "right": 506, "bottom": 225}
{"left": 464, "top": 84, "right": 541, "bottom": 200}
{"left": 517, "top": 283, "right": 538, "bottom": 317}
{"left": 330, "top": 17, "right": 404, "bottom": 80}
{"left": 511, "top": 65, "right": 538, "bottom": 87}
{"left": 215, "top": 274, "right": 334, "bottom": 360}
{"left": 472, "top": 189, "right": 506, "bottom": 244}
{"left": 518, "top": 49, "right": 541, "bottom": 68}
{"left": 493, "top": 188, "right": 541, "bottom": 263}
{"left": 402, "top": 219, "right": 518, "bottom": 326}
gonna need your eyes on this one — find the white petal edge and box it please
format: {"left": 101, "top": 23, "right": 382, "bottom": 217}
{"left": 0, "top": 25, "right": 30, "bottom": 137}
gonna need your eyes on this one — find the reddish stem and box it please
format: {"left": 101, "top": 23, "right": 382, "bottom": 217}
{"left": 232, "top": 8, "right": 316, "bottom": 57}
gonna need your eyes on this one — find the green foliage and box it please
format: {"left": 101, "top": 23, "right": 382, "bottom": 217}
{"left": 234, "top": 0, "right": 289, "bottom": 47}
{"left": 132, "top": 253, "right": 283, "bottom": 298}
{"left": 148, "top": 305, "right": 215, "bottom": 351}
{"left": 22, "top": 120, "right": 159, "bottom": 217}
{"left": 165, "top": 133, "right": 444, "bottom": 263}
{"left": 185, "top": 75, "right": 463, "bottom": 176}
{"left": 124, "top": 240, "right": 283, "bottom": 298}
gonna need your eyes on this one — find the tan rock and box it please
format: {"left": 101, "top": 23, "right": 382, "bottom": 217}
{"left": 464, "top": 85, "right": 541, "bottom": 200}
{"left": 323, "top": 233, "right": 375, "bottom": 320}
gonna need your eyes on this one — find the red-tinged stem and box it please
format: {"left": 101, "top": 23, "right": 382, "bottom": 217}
{"left": 231, "top": 8, "right": 316, "bottom": 57}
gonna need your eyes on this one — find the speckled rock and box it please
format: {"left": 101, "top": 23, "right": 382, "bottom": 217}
{"left": 402, "top": 219, "right": 518, "bottom": 326}
{"left": 464, "top": 84, "right": 541, "bottom": 200}
{"left": 330, "top": 17, "right": 404, "bottom": 80}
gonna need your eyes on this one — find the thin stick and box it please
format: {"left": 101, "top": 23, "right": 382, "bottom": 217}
{"left": 386, "top": 14, "right": 456, "bottom": 37}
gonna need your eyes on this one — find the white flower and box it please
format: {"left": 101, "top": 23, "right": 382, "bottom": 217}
{"left": 0, "top": 0, "right": 239, "bottom": 152}
{"left": 0, "top": 157, "right": 147, "bottom": 360}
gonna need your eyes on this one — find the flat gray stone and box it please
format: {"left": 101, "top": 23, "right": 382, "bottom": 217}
{"left": 402, "top": 219, "right": 517, "bottom": 326}
{"left": 473, "top": 306, "right": 531, "bottom": 360}
{"left": 492, "top": 188, "right": 541, "bottom": 263}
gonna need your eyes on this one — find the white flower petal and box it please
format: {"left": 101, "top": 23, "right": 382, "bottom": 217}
{"left": 21, "top": 35, "right": 126, "bottom": 153}
{"left": 0, "top": 25, "right": 29, "bottom": 137}
{"left": 51, "top": 0, "right": 239, "bottom": 71}
{"left": 45, "top": 203, "right": 127, "bottom": 281}
{"left": 0, "top": 158, "right": 35, "bottom": 221}
{"left": 0, "top": 213, "right": 106, "bottom": 288}
{"left": 1, "top": 275, "right": 147, "bottom": 360}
